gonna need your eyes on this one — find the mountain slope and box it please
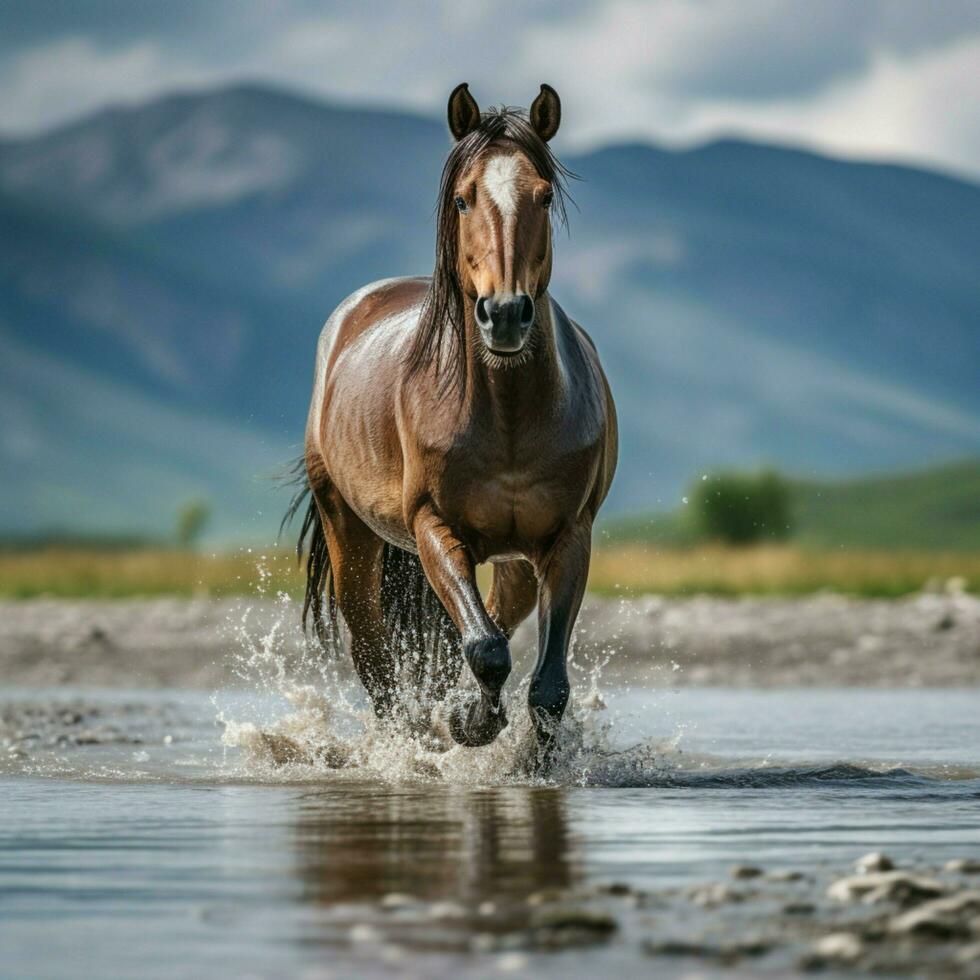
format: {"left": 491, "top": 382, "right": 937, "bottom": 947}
{"left": 1, "top": 83, "right": 978, "bottom": 540}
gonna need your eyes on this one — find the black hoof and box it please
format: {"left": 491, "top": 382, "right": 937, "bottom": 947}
{"left": 448, "top": 692, "right": 508, "bottom": 747}
{"left": 465, "top": 635, "right": 511, "bottom": 699}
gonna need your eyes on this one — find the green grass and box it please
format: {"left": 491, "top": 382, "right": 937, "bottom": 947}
{"left": 601, "top": 458, "right": 980, "bottom": 551}
{"left": 792, "top": 459, "right": 980, "bottom": 550}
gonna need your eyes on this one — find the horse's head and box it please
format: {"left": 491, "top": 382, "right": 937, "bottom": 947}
{"left": 441, "top": 83, "right": 565, "bottom": 359}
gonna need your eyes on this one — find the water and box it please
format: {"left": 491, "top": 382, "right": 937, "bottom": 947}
{"left": 2, "top": 683, "right": 978, "bottom": 978}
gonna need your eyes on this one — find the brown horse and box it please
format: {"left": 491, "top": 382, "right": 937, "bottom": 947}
{"left": 288, "top": 83, "right": 617, "bottom": 763}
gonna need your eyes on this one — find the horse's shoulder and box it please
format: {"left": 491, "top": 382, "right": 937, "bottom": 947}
{"left": 327, "top": 277, "right": 427, "bottom": 336}
{"left": 548, "top": 297, "right": 599, "bottom": 356}
{"left": 549, "top": 296, "right": 618, "bottom": 486}
{"left": 317, "top": 277, "right": 429, "bottom": 367}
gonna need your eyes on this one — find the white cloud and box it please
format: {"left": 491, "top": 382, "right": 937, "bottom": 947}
{"left": 525, "top": 2, "right": 980, "bottom": 177}
{"left": 0, "top": 37, "right": 210, "bottom": 132}
{"left": 0, "top": 2, "right": 978, "bottom": 178}
{"left": 664, "top": 34, "right": 980, "bottom": 177}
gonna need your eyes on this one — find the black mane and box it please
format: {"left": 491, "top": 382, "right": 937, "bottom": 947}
{"left": 407, "top": 106, "right": 574, "bottom": 393}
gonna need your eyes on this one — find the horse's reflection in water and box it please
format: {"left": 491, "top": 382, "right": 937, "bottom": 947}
{"left": 291, "top": 786, "right": 575, "bottom": 907}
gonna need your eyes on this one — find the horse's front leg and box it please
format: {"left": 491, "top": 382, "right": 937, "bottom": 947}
{"left": 530, "top": 523, "right": 591, "bottom": 765}
{"left": 413, "top": 505, "right": 511, "bottom": 746}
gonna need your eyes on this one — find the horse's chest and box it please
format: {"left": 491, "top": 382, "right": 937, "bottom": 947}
{"left": 444, "top": 453, "right": 587, "bottom": 552}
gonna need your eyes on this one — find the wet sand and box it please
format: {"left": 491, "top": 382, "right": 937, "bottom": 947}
{"left": 1, "top": 589, "right": 977, "bottom": 689}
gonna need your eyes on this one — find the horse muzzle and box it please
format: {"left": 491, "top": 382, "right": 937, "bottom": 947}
{"left": 475, "top": 293, "right": 534, "bottom": 354}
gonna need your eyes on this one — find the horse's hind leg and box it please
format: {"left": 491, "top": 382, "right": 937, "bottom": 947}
{"left": 313, "top": 488, "right": 395, "bottom": 718}
{"left": 530, "top": 522, "right": 591, "bottom": 765}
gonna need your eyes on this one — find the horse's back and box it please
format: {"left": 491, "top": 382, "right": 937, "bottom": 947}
{"left": 306, "top": 277, "right": 429, "bottom": 547}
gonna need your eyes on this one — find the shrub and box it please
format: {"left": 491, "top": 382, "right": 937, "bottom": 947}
{"left": 693, "top": 470, "right": 792, "bottom": 544}
{"left": 175, "top": 500, "right": 211, "bottom": 548}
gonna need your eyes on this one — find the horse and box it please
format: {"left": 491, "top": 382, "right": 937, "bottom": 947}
{"left": 287, "top": 83, "right": 617, "bottom": 765}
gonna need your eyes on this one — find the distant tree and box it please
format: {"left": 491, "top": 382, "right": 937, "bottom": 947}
{"left": 692, "top": 470, "right": 793, "bottom": 545}
{"left": 175, "top": 500, "right": 211, "bottom": 548}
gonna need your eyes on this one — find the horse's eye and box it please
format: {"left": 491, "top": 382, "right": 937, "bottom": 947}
{"left": 541, "top": 191, "right": 554, "bottom": 209}
{"left": 454, "top": 196, "right": 468, "bottom": 213}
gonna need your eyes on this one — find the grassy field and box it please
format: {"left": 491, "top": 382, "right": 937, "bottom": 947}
{"left": 1, "top": 544, "right": 977, "bottom": 599}
{"left": 0, "top": 548, "right": 305, "bottom": 599}
{"left": 588, "top": 545, "right": 979, "bottom": 597}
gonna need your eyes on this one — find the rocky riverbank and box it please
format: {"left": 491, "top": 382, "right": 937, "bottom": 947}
{"left": 395, "top": 850, "right": 980, "bottom": 975}
{"left": 0, "top": 592, "right": 980, "bottom": 688}
{"left": 0, "top": 589, "right": 977, "bottom": 689}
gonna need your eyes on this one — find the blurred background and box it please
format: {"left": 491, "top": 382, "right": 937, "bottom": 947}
{"left": 1, "top": 0, "right": 978, "bottom": 596}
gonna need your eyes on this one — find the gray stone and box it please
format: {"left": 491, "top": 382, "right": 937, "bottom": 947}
{"left": 812, "top": 932, "right": 864, "bottom": 961}
{"left": 946, "top": 858, "right": 980, "bottom": 874}
{"left": 828, "top": 870, "right": 944, "bottom": 905}
{"left": 887, "top": 891, "right": 980, "bottom": 939}
{"left": 855, "top": 851, "right": 894, "bottom": 873}
{"left": 688, "top": 882, "right": 746, "bottom": 907}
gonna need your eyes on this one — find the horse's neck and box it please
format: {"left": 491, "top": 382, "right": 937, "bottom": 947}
{"left": 463, "top": 294, "right": 563, "bottom": 424}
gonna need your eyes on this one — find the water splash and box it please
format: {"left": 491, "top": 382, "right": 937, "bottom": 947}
{"left": 214, "top": 560, "right": 688, "bottom": 787}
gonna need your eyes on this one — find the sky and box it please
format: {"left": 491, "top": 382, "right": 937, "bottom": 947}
{"left": 1, "top": 0, "right": 979, "bottom": 178}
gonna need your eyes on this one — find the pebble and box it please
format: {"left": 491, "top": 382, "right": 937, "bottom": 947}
{"left": 644, "top": 939, "right": 717, "bottom": 958}
{"left": 888, "top": 889, "right": 980, "bottom": 939}
{"left": 524, "top": 907, "right": 619, "bottom": 950}
{"left": 888, "top": 905, "right": 969, "bottom": 939}
{"left": 379, "top": 892, "right": 415, "bottom": 911}
{"left": 595, "top": 881, "right": 636, "bottom": 896}
{"left": 348, "top": 923, "right": 380, "bottom": 944}
{"left": 428, "top": 900, "right": 465, "bottom": 919}
{"left": 855, "top": 851, "right": 894, "bottom": 873}
{"left": 946, "top": 858, "right": 980, "bottom": 874}
{"left": 644, "top": 936, "right": 770, "bottom": 961}
{"left": 827, "top": 870, "right": 944, "bottom": 905}
{"left": 688, "top": 883, "right": 746, "bottom": 907}
{"left": 531, "top": 907, "right": 618, "bottom": 936}
{"left": 731, "top": 865, "right": 764, "bottom": 879}
{"left": 811, "top": 932, "right": 864, "bottom": 962}
{"left": 767, "top": 869, "right": 805, "bottom": 882}
{"left": 783, "top": 902, "right": 816, "bottom": 915}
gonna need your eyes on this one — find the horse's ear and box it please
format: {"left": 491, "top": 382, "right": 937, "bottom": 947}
{"left": 530, "top": 84, "right": 561, "bottom": 142}
{"left": 447, "top": 83, "right": 481, "bottom": 141}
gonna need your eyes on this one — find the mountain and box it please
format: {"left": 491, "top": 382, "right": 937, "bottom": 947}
{"left": 1, "top": 83, "right": 978, "bottom": 542}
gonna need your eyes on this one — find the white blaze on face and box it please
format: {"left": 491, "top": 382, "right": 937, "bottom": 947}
{"left": 482, "top": 154, "right": 520, "bottom": 221}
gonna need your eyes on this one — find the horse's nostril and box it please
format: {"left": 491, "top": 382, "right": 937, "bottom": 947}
{"left": 520, "top": 295, "right": 535, "bottom": 327}
{"left": 475, "top": 296, "right": 489, "bottom": 325}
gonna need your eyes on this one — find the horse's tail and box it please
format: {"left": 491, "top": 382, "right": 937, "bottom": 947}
{"left": 280, "top": 459, "right": 338, "bottom": 654}
{"left": 380, "top": 543, "right": 462, "bottom": 695}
